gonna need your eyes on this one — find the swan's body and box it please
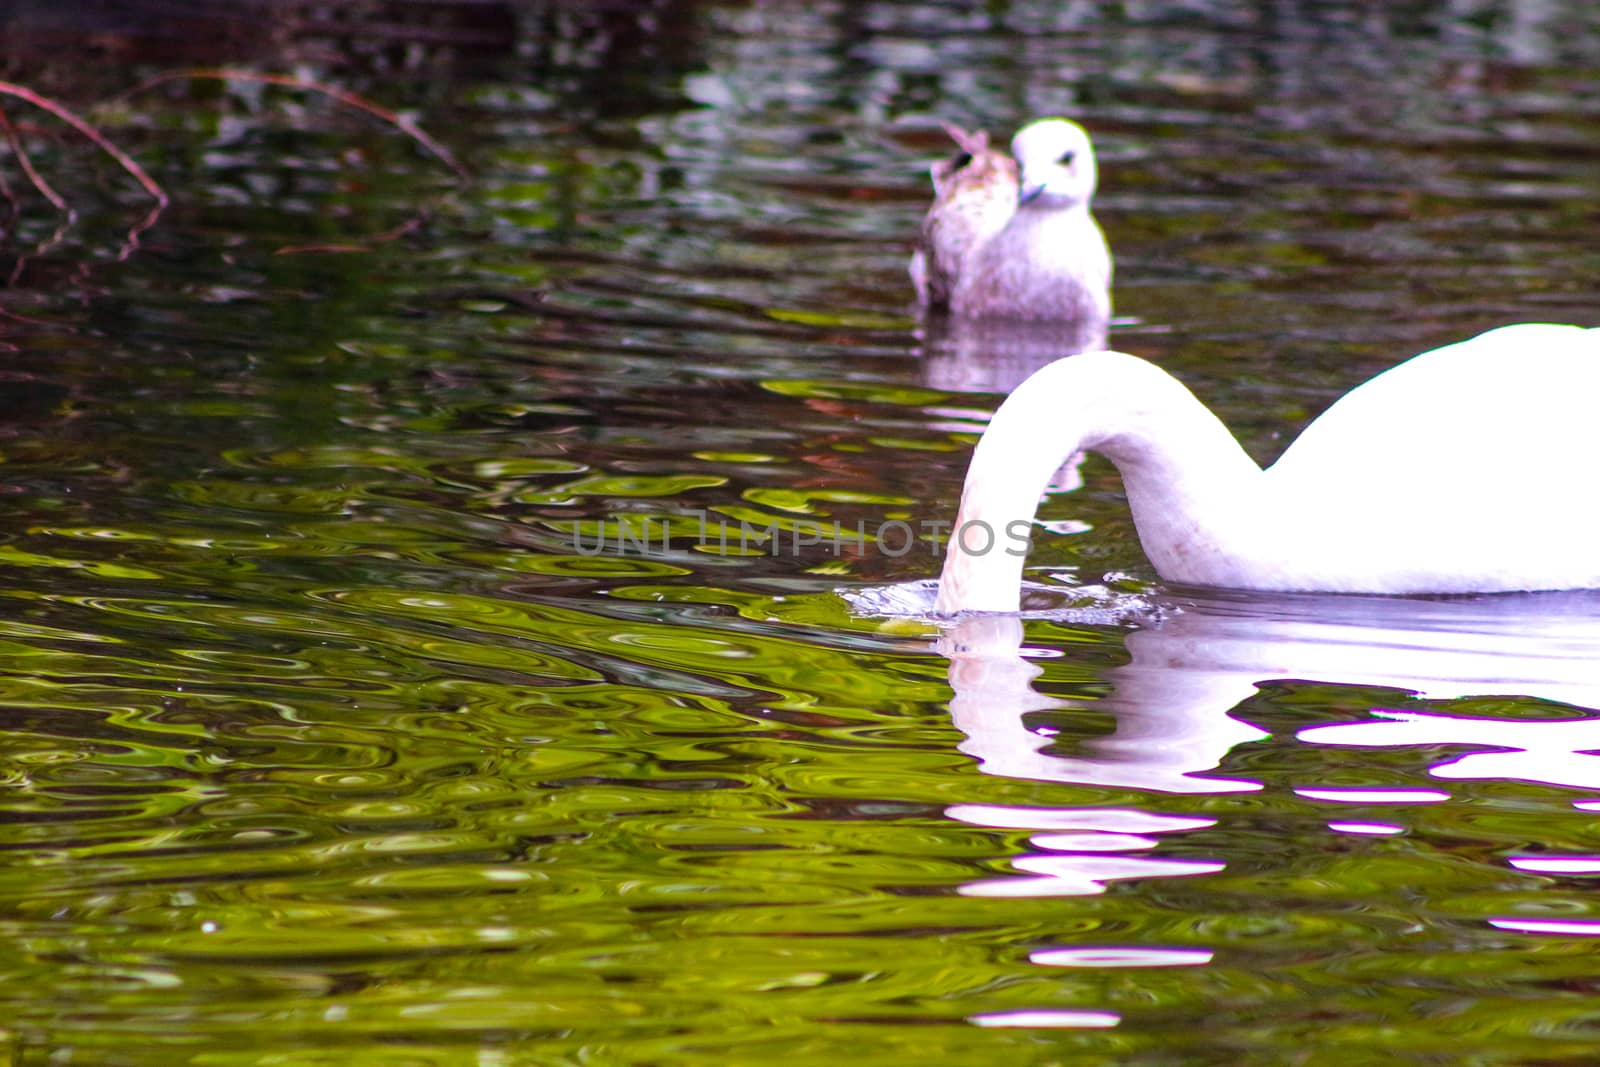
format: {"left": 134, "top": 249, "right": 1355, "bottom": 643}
{"left": 911, "top": 118, "right": 1112, "bottom": 323}
{"left": 948, "top": 119, "right": 1112, "bottom": 323}
{"left": 910, "top": 125, "right": 1018, "bottom": 308}
{"left": 935, "top": 324, "right": 1600, "bottom": 613}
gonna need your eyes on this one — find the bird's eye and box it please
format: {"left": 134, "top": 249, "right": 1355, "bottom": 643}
{"left": 951, "top": 151, "right": 973, "bottom": 170}
{"left": 1057, "top": 150, "right": 1075, "bottom": 166}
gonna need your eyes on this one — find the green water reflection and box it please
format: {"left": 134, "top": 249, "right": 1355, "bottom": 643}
{"left": 3, "top": 1, "right": 1600, "bottom": 1064}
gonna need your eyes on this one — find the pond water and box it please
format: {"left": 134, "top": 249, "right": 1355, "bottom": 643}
{"left": 4, "top": 1, "right": 1600, "bottom": 1063}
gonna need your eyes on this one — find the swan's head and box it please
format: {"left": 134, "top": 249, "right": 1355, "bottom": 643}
{"left": 1011, "top": 118, "right": 1098, "bottom": 209}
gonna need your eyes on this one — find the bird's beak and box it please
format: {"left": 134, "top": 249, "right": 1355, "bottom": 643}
{"left": 1019, "top": 183, "right": 1045, "bottom": 205}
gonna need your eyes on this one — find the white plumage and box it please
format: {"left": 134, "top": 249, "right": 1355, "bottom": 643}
{"left": 936, "top": 324, "right": 1600, "bottom": 613}
{"left": 913, "top": 118, "right": 1112, "bottom": 324}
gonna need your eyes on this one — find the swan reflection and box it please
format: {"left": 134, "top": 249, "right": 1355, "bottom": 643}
{"left": 935, "top": 588, "right": 1600, "bottom": 896}
{"left": 941, "top": 611, "right": 1267, "bottom": 795}
{"left": 942, "top": 588, "right": 1600, "bottom": 795}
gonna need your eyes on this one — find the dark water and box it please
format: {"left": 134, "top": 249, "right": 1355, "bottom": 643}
{"left": 4, "top": 1, "right": 1600, "bottom": 1063}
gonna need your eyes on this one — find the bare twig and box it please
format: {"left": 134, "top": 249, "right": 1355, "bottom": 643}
{"left": 0, "top": 80, "right": 168, "bottom": 208}
{"left": 0, "top": 102, "right": 72, "bottom": 215}
{"left": 117, "top": 201, "right": 166, "bottom": 261}
{"left": 124, "top": 68, "right": 470, "bottom": 181}
{"left": 0, "top": 107, "right": 17, "bottom": 219}
{"left": 5, "top": 214, "right": 69, "bottom": 287}
{"left": 0, "top": 305, "right": 60, "bottom": 326}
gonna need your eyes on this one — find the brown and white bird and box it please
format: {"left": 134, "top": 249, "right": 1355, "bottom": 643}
{"left": 913, "top": 118, "right": 1112, "bottom": 325}
{"left": 909, "top": 124, "right": 1019, "bottom": 310}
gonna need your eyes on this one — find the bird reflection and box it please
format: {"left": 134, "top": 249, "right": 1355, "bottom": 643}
{"left": 940, "top": 589, "right": 1600, "bottom": 794}
{"left": 934, "top": 589, "right": 1600, "bottom": 897}
{"left": 917, "top": 314, "right": 1108, "bottom": 395}
{"left": 939, "top": 611, "right": 1266, "bottom": 795}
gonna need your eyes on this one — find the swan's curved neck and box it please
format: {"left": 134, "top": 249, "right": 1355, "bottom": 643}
{"left": 934, "top": 352, "right": 1265, "bottom": 613}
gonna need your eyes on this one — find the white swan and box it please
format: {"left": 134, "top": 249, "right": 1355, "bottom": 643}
{"left": 935, "top": 324, "right": 1600, "bottom": 613}
{"left": 949, "top": 118, "right": 1112, "bottom": 323}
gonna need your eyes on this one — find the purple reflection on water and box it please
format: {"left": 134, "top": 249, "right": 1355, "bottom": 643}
{"left": 1030, "top": 946, "right": 1214, "bottom": 968}
{"left": 1301, "top": 710, "right": 1600, "bottom": 790}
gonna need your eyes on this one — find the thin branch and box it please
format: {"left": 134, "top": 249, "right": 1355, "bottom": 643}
{"left": 0, "top": 305, "right": 62, "bottom": 327}
{"left": 6, "top": 212, "right": 77, "bottom": 287}
{"left": 117, "top": 201, "right": 166, "bottom": 261}
{"left": 0, "top": 102, "right": 72, "bottom": 215}
{"left": 0, "top": 107, "right": 16, "bottom": 220}
{"left": 125, "top": 68, "right": 469, "bottom": 181}
{"left": 0, "top": 80, "right": 168, "bottom": 207}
